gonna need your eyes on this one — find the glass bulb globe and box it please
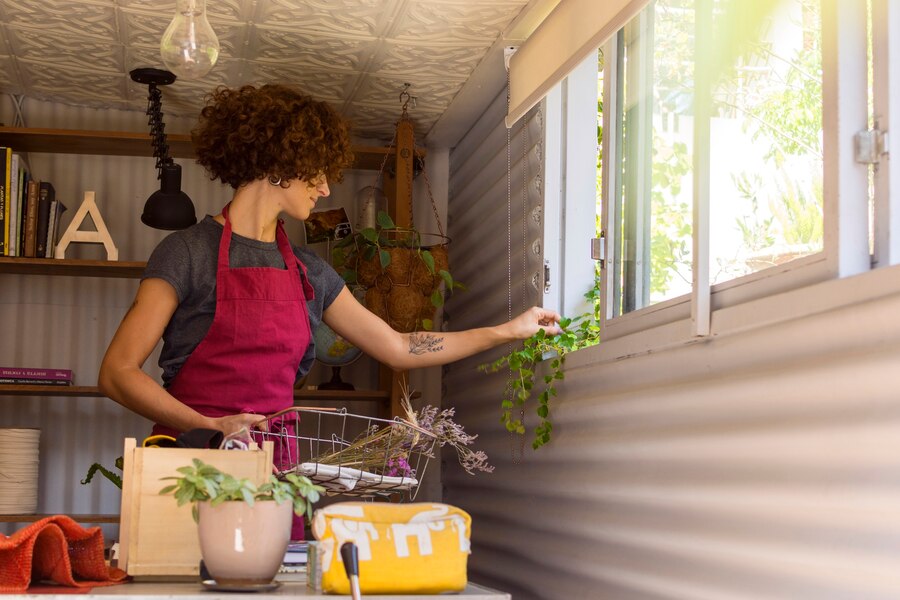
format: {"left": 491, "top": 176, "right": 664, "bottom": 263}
{"left": 160, "top": 0, "right": 220, "bottom": 80}
{"left": 356, "top": 186, "right": 387, "bottom": 230}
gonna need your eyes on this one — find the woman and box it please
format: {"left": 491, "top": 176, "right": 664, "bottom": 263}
{"left": 99, "top": 83, "right": 561, "bottom": 443}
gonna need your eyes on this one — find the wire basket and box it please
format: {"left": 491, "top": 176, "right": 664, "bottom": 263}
{"left": 250, "top": 407, "right": 437, "bottom": 501}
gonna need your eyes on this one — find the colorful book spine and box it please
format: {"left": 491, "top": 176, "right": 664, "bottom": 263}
{"left": 18, "top": 171, "right": 30, "bottom": 256}
{"left": 0, "top": 367, "right": 73, "bottom": 381}
{"left": 8, "top": 153, "right": 19, "bottom": 257}
{"left": 23, "top": 178, "right": 39, "bottom": 257}
{"left": 35, "top": 181, "right": 54, "bottom": 258}
{"left": 0, "top": 147, "right": 7, "bottom": 256}
{"left": 0, "top": 378, "right": 72, "bottom": 386}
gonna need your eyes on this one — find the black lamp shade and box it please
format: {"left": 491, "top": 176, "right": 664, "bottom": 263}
{"left": 142, "top": 163, "right": 197, "bottom": 230}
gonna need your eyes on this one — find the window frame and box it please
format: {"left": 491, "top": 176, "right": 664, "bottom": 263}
{"left": 588, "top": 0, "right": 871, "bottom": 344}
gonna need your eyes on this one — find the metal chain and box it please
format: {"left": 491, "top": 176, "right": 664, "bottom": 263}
{"left": 506, "top": 70, "right": 529, "bottom": 464}
{"left": 516, "top": 109, "right": 529, "bottom": 463}
{"left": 360, "top": 122, "right": 399, "bottom": 230}
{"left": 366, "top": 97, "right": 446, "bottom": 241}
{"left": 418, "top": 162, "right": 445, "bottom": 238}
{"left": 380, "top": 97, "right": 446, "bottom": 239}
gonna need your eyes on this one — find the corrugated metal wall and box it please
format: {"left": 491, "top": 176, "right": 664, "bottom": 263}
{"left": 445, "top": 93, "right": 900, "bottom": 598}
{"left": 0, "top": 97, "right": 447, "bottom": 537}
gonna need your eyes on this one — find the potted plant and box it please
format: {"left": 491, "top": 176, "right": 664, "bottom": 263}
{"left": 159, "top": 459, "right": 324, "bottom": 586}
{"left": 332, "top": 210, "right": 464, "bottom": 332}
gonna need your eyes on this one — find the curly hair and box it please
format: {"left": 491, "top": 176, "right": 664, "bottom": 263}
{"left": 191, "top": 84, "right": 354, "bottom": 189}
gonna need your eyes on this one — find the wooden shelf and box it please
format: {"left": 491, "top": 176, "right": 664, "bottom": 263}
{"left": 350, "top": 144, "right": 426, "bottom": 171}
{"left": 0, "top": 257, "right": 146, "bottom": 278}
{"left": 0, "top": 127, "right": 424, "bottom": 170}
{"left": 0, "top": 384, "right": 389, "bottom": 403}
{"left": 294, "top": 389, "right": 390, "bottom": 403}
{"left": 0, "top": 513, "right": 119, "bottom": 524}
{"left": 0, "top": 385, "right": 102, "bottom": 397}
{"left": 0, "top": 127, "right": 194, "bottom": 158}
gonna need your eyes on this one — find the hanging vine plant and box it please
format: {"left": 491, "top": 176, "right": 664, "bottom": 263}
{"left": 479, "top": 277, "right": 601, "bottom": 449}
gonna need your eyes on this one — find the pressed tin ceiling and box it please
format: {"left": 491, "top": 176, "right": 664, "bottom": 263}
{"left": 0, "top": 0, "right": 533, "bottom": 143}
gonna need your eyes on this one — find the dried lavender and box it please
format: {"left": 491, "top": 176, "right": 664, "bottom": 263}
{"left": 312, "top": 383, "right": 493, "bottom": 477}
{"left": 404, "top": 390, "right": 494, "bottom": 475}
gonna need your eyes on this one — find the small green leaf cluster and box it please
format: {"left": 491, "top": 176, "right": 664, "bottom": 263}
{"left": 480, "top": 280, "right": 601, "bottom": 450}
{"left": 159, "top": 459, "right": 325, "bottom": 523}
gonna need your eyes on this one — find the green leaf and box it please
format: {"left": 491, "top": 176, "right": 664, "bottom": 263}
{"left": 376, "top": 211, "right": 395, "bottom": 229}
{"left": 431, "top": 289, "right": 444, "bottom": 307}
{"left": 438, "top": 269, "right": 453, "bottom": 290}
{"left": 537, "top": 405, "right": 549, "bottom": 418}
{"left": 379, "top": 249, "right": 391, "bottom": 268}
{"left": 81, "top": 462, "right": 123, "bottom": 489}
{"left": 341, "top": 270, "right": 358, "bottom": 284}
{"left": 360, "top": 228, "right": 378, "bottom": 242}
{"left": 335, "top": 234, "right": 354, "bottom": 248}
{"left": 421, "top": 318, "right": 433, "bottom": 330}
{"left": 421, "top": 250, "right": 435, "bottom": 274}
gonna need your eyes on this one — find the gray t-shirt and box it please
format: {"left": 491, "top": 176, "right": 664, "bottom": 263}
{"left": 142, "top": 215, "right": 345, "bottom": 386}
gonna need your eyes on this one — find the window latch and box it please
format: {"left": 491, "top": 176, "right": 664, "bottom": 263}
{"left": 591, "top": 231, "right": 606, "bottom": 268}
{"left": 543, "top": 260, "right": 551, "bottom": 293}
{"left": 855, "top": 127, "right": 888, "bottom": 165}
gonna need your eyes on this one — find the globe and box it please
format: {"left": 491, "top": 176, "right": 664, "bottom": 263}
{"left": 314, "top": 322, "right": 362, "bottom": 367}
{"left": 313, "top": 321, "right": 362, "bottom": 390}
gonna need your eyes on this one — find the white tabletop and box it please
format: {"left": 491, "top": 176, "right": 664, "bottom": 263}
{"left": 11, "top": 578, "right": 510, "bottom": 600}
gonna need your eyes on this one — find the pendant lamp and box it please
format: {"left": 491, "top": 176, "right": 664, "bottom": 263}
{"left": 160, "top": 0, "right": 220, "bottom": 80}
{"left": 130, "top": 67, "right": 197, "bottom": 230}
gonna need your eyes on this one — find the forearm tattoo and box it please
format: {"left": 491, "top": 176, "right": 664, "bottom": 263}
{"left": 408, "top": 332, "right": 445, "bottom": 355}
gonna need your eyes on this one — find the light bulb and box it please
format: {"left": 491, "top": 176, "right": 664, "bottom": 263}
{"left": 160, "top": 0, "right": 219, "bottom": 80}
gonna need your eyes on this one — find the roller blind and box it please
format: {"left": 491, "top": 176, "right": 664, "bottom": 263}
{"left": 506, "top": 0, "right": 651, "bottom": 126}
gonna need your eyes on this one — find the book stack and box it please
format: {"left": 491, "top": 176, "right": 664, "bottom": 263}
{"left": 0, "top": 146, "right": 67, "bottom": 258}
{"left": 0, "top": 367, "right": 74, "bottom": 386}
{"left": 279, "top": 540, "right": 308, "bottom": 574}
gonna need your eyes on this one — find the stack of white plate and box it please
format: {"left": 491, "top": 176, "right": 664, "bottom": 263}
{"left": 0, "top": 428, "right": 40, "bottom": 514}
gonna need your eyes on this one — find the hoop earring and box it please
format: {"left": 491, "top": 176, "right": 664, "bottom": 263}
{"left": 268, "top": 175, "right": 282, "bottom": 186}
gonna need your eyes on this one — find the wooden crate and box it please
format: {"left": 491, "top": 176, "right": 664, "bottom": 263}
{"left": 117, "top": 437, "right": 274, "bottom": 578}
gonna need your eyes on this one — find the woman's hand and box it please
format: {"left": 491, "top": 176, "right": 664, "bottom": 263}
{"left": 208, "top": 413, "right": 268, "bottom": 437}
{"left": 502, "top": 306, "right": 563, "bottom": 341}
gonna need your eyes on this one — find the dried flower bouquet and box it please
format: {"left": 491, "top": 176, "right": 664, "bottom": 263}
{"left": 313, "top": 382, "right": 494, "bottom": 478}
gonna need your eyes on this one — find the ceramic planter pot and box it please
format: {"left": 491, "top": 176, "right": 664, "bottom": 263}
{"left": 197, "top": 499, "right": 293, "bottom": 585}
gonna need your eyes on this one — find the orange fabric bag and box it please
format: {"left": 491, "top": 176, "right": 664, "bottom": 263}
{"left": 0, "top": 515, "right": 127, "bottom": 592}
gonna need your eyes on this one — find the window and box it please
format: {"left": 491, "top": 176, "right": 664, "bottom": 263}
{"left": 539, "top": 0, "right": 877, "bottom": 342}
{"left": 569, "top": 0, "right": 876, "bottom": 340}
{"left": 609, "top": 0, "right": 827, "bottom": 315}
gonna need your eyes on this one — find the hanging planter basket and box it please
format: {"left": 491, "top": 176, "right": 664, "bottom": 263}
{"left": 339, "top": 226, "right": 453, "bottom": 332}
{"left": 335, "top": 216, "right": 460, "bottom": 333}
{"left": 336, "top": 97, "right": 461, "bottom": 333}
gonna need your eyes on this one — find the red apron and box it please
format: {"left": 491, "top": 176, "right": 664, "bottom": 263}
{"left": 153, "top": 204, "right": 314, "bottom": 538}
